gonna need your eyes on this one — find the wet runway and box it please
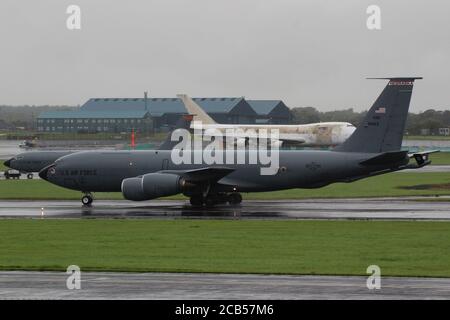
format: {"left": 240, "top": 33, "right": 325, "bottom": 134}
{"left": 1, "top": 198, "right": 450, "bottom": 220}
{"left": 0, "top": 271, "right": 449, "bottom": 299}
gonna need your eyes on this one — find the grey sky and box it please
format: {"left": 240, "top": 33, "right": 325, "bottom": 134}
{"left": 0, "top": 0, "right": 448, "bottom": 112}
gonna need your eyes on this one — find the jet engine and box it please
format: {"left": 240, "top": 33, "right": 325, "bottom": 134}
{"left": 142, "top": 173, "right": 182, "bottom": 199}
{"left": 121, "top": 177, "right": 148, "bottom": 201}
{"left": 121, "top": 173, "right": 184, "bottom": 201}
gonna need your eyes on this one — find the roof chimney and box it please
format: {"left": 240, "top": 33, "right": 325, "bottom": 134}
{"left": 144, "top": 91, "right": 148, "bottom": 111}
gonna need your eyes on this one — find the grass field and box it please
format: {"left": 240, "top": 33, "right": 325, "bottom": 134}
{"left": 1, "top": 171, "right": 450, "bottom": 200}
{"left": 0, "top": 219, "right": 449, "bottom": 277}
{"left": 428, "top": 152, "right": 450, "bottom": 165}
{"left": 404, "top": 135, "right": 450, "bottom": 141}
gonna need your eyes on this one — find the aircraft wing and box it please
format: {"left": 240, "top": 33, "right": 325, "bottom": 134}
{"left": 277, "top": 136, "right": 306, "bottom": 145}
{"left": 161, "top": 166, "right": 235, "bottom": 184}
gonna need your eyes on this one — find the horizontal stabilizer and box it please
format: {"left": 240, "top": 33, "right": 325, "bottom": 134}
{"left": 359, "top": 151, "right": 408, "bottom": 166}
{"left": 408, "top": 150, "right": 440, "bottom": 167}
{"left": 366, "top": 77, "right": 423, "bottom": 80}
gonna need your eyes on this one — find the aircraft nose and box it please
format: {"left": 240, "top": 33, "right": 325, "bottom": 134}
{"left": 3, "top": 158, "right": 12, "bottom": 168}
{"left": 39, "top": 164, "right": 56, "bottom": 181}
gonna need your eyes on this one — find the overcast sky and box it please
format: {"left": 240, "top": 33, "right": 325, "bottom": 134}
{"left": 0, "top": 0, "right": 449, "bottom": 112}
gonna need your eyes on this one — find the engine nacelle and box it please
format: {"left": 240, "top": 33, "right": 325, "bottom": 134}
{"left": 121, "top": 177, "right": 148, "bottom": 201}
{"left": 142, "top": 173, "right": 182, "bottom": 199}
{"left": 121, "top": 173, "right": 183, "bottom": 201}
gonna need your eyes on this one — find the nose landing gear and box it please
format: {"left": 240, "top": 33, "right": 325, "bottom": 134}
{"left": 81, "top": 193, "right": 93, "bottom": 206}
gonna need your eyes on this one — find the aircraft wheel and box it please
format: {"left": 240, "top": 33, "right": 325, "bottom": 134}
{"left": 81, "top": 194, "right": 93, "bottom": 206}
{"left": 189, "top": 196, "right": 203, "bottom": 207}
{"left": 27, "top": 173, "right": 34, "bottom": 179}
{"left": 204, "top": 197, "right": 216, "bottom": 207}
{"left": 228, "top": 193, "right": 242, "bottom": 205}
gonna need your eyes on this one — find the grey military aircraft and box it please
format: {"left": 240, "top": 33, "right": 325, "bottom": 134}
{"left": 39, "top": 77, "right": 435, "bottom": 206}
{"left": 4, "top": 151, "right": 73, "bottom": 177}
{"left": 4, "top": 116, "right": 193, "bottom": 176}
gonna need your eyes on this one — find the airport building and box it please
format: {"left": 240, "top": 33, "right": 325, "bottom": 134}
{"left": 247, "top": 100, "right": 293, "bottom": 124}
{"left": 37, "top": 96, "right": 292, "bottom": 133}
{"left": 37, "top": 111, "right": 152, "bottom": 133}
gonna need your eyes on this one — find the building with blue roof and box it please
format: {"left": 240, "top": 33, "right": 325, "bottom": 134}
{"left": 81, "top": 97, "right": 257, "bottom": 128}
{"left": 247, "top": 100, "right": 292, "bottom": 124}
{"left": 37, "top": 96, "right": 292, "bottom": 133}
{"left": 37, "top": 110, "right": 152, "bottom": 133}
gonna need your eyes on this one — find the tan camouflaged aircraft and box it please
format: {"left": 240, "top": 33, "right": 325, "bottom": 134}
{"left": 177, "top": 94, "right": 355, "bottom": 148}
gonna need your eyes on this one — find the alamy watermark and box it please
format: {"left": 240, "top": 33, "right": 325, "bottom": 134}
{"left": 66, "top": 265, "right": 81, "bottom": 290}
{"left": 366, "top": 265, "right": 381, "bottom": 290}
{"left": 65, "top": 5, "right": 381, "bottom": 31}
{"left": 170, "top": 121, "right": 280, "bottom": 175}
{"left": 66, "top": 5, "right": 81, "bottom": 30}
{"left": 366, "top": 5, "right": 381, "bottom": 30}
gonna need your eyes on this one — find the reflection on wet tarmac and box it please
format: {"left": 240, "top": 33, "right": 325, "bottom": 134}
{"left": 1, "top": 198, "right": 450, "bottom": 220}
{"left": 79, "top": 203, "right": 242, "bottom": 219}
{"left": 78, "top": 201, "right": 277, "bottom": 219}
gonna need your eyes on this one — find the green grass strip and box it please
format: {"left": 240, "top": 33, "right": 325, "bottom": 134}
{"left": 0, "top": 219, "right": 449, "bottom": 277}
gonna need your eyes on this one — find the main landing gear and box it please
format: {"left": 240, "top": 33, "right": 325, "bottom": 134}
{"left": 189, "top": 193, "right": 242, "bottom": 207}
{"left": 81, "top": 193, "right": 93, "bottom": 206}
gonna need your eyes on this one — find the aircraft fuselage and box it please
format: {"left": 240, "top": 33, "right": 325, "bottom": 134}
{"left": 39, "top": 150, "right": 409, "bottom": 194}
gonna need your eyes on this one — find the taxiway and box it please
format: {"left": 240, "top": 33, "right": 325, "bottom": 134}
{"left": 0, "top": 271, "right": 449, "bottom": 299}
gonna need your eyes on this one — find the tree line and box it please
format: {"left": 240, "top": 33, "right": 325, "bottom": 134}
{"left": 1, "top": 105, "right": 450, "bottom": 135}
{"left": 291, "top": 107, "right": 450, "bottom": 135}
{"left": 0, "top": 105, "right": 76, "bottom": 130}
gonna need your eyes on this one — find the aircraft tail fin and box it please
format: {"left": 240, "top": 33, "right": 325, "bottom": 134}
{"left": 158, "top": 114, "right": 193, "bottom": 150}
{"left": 177, "top": 94, "right": 217, "bottom": 125}
{"left": 334, "top": 77, "right": 422, "bottom": 153}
